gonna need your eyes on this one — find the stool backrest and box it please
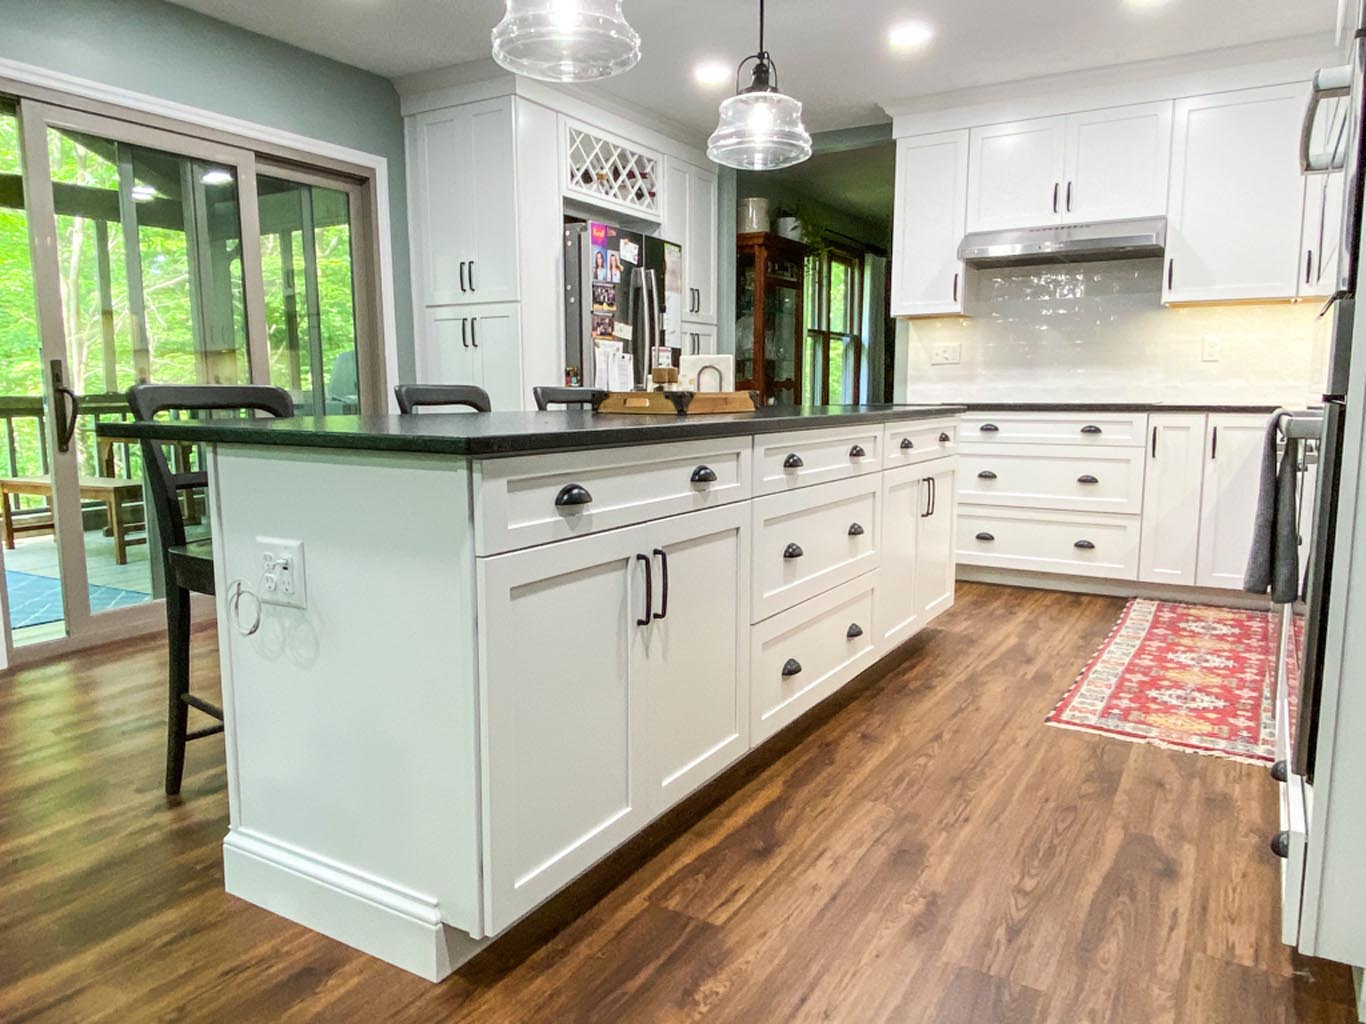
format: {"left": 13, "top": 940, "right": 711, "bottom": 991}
{"left": 393, "top": 384, "right": 492, "bottom": 414}
{"left": 532, "top": 386, "right": 606, "bottom": 410}
{"left": 126, "top": 384, "right": 294, "bottom": 551}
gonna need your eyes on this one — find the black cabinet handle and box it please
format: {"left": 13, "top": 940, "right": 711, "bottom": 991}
{"left": 1074, "top": 539, "right": 1095, "bottom": 550}
{"left": 1270, "top": 760, "right": 1289, "bottom": 784}
{"left": 1152, "top": 425, "right": 1158, "bottom": 458}
{"left": 782, "top": 658, "right": 802, "bottom": 678}
{"left": 652, "top": 547, "right": 668, "bottom": 621}
{"left": 1066, "top": 180, "right": 1073, "bottom": 212}
{"left": 848, "top": 522, "right": 864, "bottom": 536}
{"left": 1211, "top": 425, "right": 1219, "bottom": 460}
{"left": 1270, "top": 831, "right": 1290, "bottom": 859}
{"left": 900, "top": 437, "right": 914, "bottom": 450}
{"left": 929, "top": 476, "right": 937, "bottom": 516}
{"left": 1167, "top": 257, "right": 1174, "bottom": 290}
{"left": 846, "top": 623, "right": 864, "bottom": 639}
{"left": 977, "top": 470, "right": 997, "bottom": 480}
{"left": 461, "top": 317, "right": 469, "bottom": 348}
{"left": 952, "top": 271, "right": 959, "bottom": 303}
{"left": 783, "top": 453, "right": 804, "bottom": 469}
{"left": 939, "top": 432, "right": 950, "bottom": 443}
{"left": 1077, "top": 474, "right": 1099, "bottom": 484}
{"left": 849, "top": 443, "right": 866, "bottom": 459}
{"left": 469, "top": 260, "right": 476, "bottom": 291}
{"left": 1052, "top": 181, "right": 1059, "bottom": 213}
{"left": 635, "top": 553, "right": 652, "bottom": 627}
{"left": 470, "top": 317, "right": 478, "bottom": 347}
{"left": 690, "top": 465, "right": 717, "bottom": 484}
{"left": 459, "top": 260, "right": 467, "bottom": 292}
{"left": 554, "top": 483, "right": 593, "bottom": 507}
{"left": 975, "top": 531, "right": 995, "bottom": 542}
{"left": 783, "top": 542, "right": 804, "bottom": 559}
{"left": 1080, "top": 425, "right": 1102, "bottom": 435}
{"left": 1306, "top": 248, "right": 1314, "bottom": 285}
{"left": 979, "top": 423, "right": 999, "bottom": 433}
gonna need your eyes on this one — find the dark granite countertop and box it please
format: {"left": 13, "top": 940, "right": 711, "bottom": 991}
{"left": 97, "top": 404, "right": 965, "bottom": 458}
{"left": 955, "top": 402, "right": 1280, "bottom": 414}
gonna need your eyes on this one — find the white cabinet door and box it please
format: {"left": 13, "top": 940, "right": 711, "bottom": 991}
{"left": 1196, "top": 414, "right": 1267, "bottom": 589}
{"left": 682, "top": 322, "right": 717, "bottom": 356}
{"left": 477, "top": 523, "right": 649, "bottom": 932}
{"left": 422, "top": 307, "right": 482, "bottom": 392}
{"left": 688, "top": 164, "right": 718, "bottom": 323}
{"left": 916, "top": 458, "right": 958, "bottom": 622}
{"left": 1063, "top": 101, "right": 1172, "bottom": 223}
{"left": 638, "top": 504, "right": 749, "bottom": 815}
{"left": 877, "top": 464, "right": 922, "bottom": 648}
{"left": 410, "top": 107, "right": 473, "bottom": 306}
{"left": 891, "top": 130, "right": 969, "bottom": 317}
{"left": 422, "top": 305, "right": 523, "bottom": 411}
{"left": 966, "top": 116, "right": 1067, "bottom": 231}
{"left": 663, "top": 157, "right": 689, "bottom": 259}
{"left": 1164, "top": 84, "right": 1306, "bottom": 303}
{"left": 1300, "top": 170, "right": 1346, "bottom": 298}
{"left": 1139, "top": 414, "right": 1207, "bottom": 586}
{"left": 466, "top": 97, "right": 519, "bottom": 304}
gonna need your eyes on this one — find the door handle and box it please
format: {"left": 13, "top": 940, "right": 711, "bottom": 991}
{"left": 469, "top": 260, "right": 476, "bottom": 291}
{"left": 461, "top": 318, "right": 469, "bottom": 348}
{"left": 1065, "top": 181, "right": 1072, "bottom": 212}
{"left": 50, "top": 360, "right": 79, "bottom": 454}
{"left": 652, "top": 547, "right": 669, "bottom": 621}
{"left": 1151, "top": 425, "right": 1158, "bottom": 458}
{"left": 1306, "top": 248, "right": 1314, "bottom": 285}
{"left": 929, "top": 475, "right": 936, "bottom": 516}
{"left": 635, "top": 553, "right": 653, "bottom": 627}
{"left": 554, "top": 483, "right": 593, "bottom": 507}
{"left": 459, "top": 260, "right": 467, "bottom": 293}
{"left": 1211, "top": 426, "right": 1219, "bottom": 460}
{"left": 952, "top": 271, "right": 959, "bottom": 303}
{"left": 690, "top": 464, "right": 717, "bottom": 484}
{"left": 1167, "top": 258, "right": 1174, "bottom": 290}
{"left": 783, "top": 543, "right": 804, "bottom": 559}
{"left": 1052, "top": 181, "right": 1059, "bottom": 213}
{"left": 471, "top": 318, "right": 478, "bottom": 347}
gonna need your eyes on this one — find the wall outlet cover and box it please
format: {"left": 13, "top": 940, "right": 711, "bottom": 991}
{"left": 257, "top": 536, "right": 307, "bottom": 609}
{"left": 930, "top": 341, "right": 962, "bottom": 366}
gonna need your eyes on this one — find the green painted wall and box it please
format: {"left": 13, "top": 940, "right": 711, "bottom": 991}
{"left": 0, "top": 0, "right": 415, "bottom": 382}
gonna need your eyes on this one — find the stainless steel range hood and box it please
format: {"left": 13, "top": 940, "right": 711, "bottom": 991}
{"left": 957, "top": 216, "right": 1167, "bottom": 268}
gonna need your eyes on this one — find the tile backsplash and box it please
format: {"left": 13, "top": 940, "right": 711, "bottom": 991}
{"left": 899, "top": 259, "right": 1323, "bottom": 406}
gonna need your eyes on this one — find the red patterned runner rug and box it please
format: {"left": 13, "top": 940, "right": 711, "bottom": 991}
{"left": 1046, "top": 598, "right": 1276, "bottom": 764}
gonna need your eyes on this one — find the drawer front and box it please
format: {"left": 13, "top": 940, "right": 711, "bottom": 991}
{"left": 752, "top": 475, "right": 881, "bottom": 622}
{"left": 962, "top": 411, "right": 1148, "bottom": 447}
{"left": 957, "top": 505, "right": 1140, "bottom": 580}
{"left": 753, "top": 425, "right": 883, "bottom": 495}
{"left": 883, "top": 417, "right": 959, "bottom": 469}
{"left": 751, "top": 570, "right": 880, "bottom": 744}
{"left": 475, "top": 438, "right": 751, "bottom": 555}
{"left": 957, "top": 444, "right": 1145, "bottom": 514}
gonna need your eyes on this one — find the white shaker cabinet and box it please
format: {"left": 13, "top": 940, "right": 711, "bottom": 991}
{"left": 878, "top": 455, "right": 957, "bottom": 647}
{"left": 1139, "top": 414, "right": 1207, "bottom": 586}
{"left": 1163, "top": 84, "right": 1307, "bottom": 304}
{"left": 1196, "top": 414, "right": 1268, "bottom": 589}
{"left": 422, "top": 305, "right": 522, "bottom": 414}
{"left": 663, "top": 156, "right": 718, "bottom": 324}
{"left": 890, "top": 130, "right": 969, "bottom": 317}
{"left": 1063, "top": 101, "right": 1173, "bottom": 223}
{"left": 1300, "top": 169, "right": 1346, "bottom": 299}
{"left": 966, "top": 116, "right": 1067, "bottom": 232}
{"left": 916, "top": 458, "right": 958, "bottom": 621}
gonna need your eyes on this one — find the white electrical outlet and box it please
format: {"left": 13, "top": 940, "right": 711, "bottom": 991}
{"left": 1202, "top": 335, "right": 1222, "bottom": 362}
{"left": 930, "top": 341, "right": 962, "bottom": 366}
{"left": 257, "top": 537, "right": 306, "bottom": 609}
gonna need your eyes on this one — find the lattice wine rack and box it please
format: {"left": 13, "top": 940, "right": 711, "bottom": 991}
{"left": 565, "top": 124, "right": 660, "bottom": 217}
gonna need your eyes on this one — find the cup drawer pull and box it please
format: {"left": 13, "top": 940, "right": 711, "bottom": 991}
{"left": 554, "top": 483, "right": 593, "bottom": 507}
{"left": 939, "top": 432, "right": 951, "bottom": 443}
{"left": 846, "top": 623, "right": 864, "bottom": 639}
{"left": 690, "top": 465, "right": 718, "bottom": 484}
{"left": 847, "top": 522, "right": 865, "bottom": 537}
{"left": 849, "top": 444, "right": 866, "bottom": 459}
{"left": 979, "top": 423, "right": 999, "bottom": 432}
{"left": 900, "top": 437, "right": 914, "bottom": 449}
{"left": 781, "top": 658, "right": 802, "bottom": 678}
{"left": 975, "top": 531, "right": 995, "bottom": 542}
{"left": 783, "top": 543, "right": 804, "bottom": 559}
{"left": 1080, "top": 424, "right": 1103, "bottom": 435}
{"left": 783, "top": 453, "right": 804, "bottom": 469}
{"left": 1074, "top": 539, "right": 1096, "bottom": 550}
{"left": 1270, "top": 831, "right": 1290, "bottom": 859}
{"left": 1077, "top": 474, "right": 1099, "bottom": 484}
{"left": 977, "top": 470, "right": 997, "bottom": 480}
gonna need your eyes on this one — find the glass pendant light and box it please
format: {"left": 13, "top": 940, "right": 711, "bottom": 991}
{"left": 707, "top": 0, "right": 812, "bottom": 171}
{"left": 491, "top": 0, "right": 641, "bottom": 83}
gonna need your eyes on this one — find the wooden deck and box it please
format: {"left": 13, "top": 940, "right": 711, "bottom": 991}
{"left": 0, "top": 582, "right": 1356, "bottom": 1022}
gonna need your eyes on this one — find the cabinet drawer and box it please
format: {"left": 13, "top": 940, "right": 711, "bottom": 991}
{"left": 957, "top": 444, "right": 1145, "bottom": 514}
{"left": 957, "top": 505, "right": 1140, "bottom": 580}
{"left": 475, "top": 438, "right": 751, "bottom": 555}
{"left": 753, "top": 425, "right": 882, "bottom": 495}
{"left": 752, "top": 475, "right": 881, "bottom": 622}
{"left": 751, "top": 570, "right": 880, "bottom": 744}
{"left": 883, "top": 417, "right": 959, "bottom": 469}
{"left": 961, "top": 411, "right": 1148, "bottom": 447}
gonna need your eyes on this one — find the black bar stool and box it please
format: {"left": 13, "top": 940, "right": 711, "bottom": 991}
{"left": 126, "top": 383, "right": 294, "bottom": 796}
{"left": 393, "top": 384, "right": 491, "bottom": 414}
{"left": 532, "top": 386, "right": 606, "bottom": 410}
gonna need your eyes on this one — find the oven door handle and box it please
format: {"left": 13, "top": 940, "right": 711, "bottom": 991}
{"left": 1301, "top": 63, "right": 1352, "bottom": 173}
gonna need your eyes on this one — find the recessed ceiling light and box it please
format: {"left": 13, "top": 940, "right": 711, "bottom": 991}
{"left": 888, "top": 20, "right": 934, "bottom": 51}
{"left": 200, "top": 169, "right": 234, "bottom": 187}
{"left": 693, "top": 61, "right": 731, "bottom": 87}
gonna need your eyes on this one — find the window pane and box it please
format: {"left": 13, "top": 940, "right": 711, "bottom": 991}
{"left": 829, "top": 260, "right": 849, "bottom": 335}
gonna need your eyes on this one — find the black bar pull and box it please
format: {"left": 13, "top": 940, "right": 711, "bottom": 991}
{"left": 1306, "top": 249, "right": 1313, "bottom": 285}
{"left": 783, "top": 542, "right": 804, "bottom": 559}
{"left": 846, "top": 623, "right": 863, "bottom": 639}
{"left": 635, "top": 553, "right": 652, "bottom": 626}
{"left": 461, "top": 318, "right": 469, "bottom": 348}
{"left": 849, "top": 444, "right": 866, "bottom": 459}
{"left": 469, "top": 260, "right": 476, "bottom": 291}
{"left": 1152, "top": 425, "right": 1158, "bottom": 458}
{"left": 783, "top": 452, "right": 804, "bottom": 469}
{"left": 1211, "top": 425, "right": 1219, "bottom": 460}
{"left": 652, "top": 548, "right": 668, "bottom": 621}
{"left": 929, "top": 476, "right": 937, "bottom": 516}
{"left": 1074, "top": 539, "right": 1095, "bottom": 550}
{"left": 1077, "top": 474, "right": 1099, "bottom": 484}
{"left": 1066, "top": 181, "right": 1073, "bottom": 212}
{"left": 921, "top": 478, "right": 932, "bottom": 518}
{"left": 554, "top": 483, "right": 593, "bottom": 507}
{"left": 50, "top": 360, "right": 79, "bottom": 454}
{"left": 781, "top": 658, "right": 802, "bottom": 678}
{"left": 952, "top": 271, "right": 959, "bottom": 303}
{"left": 979, "top": 423, "right": 999, "bottom": 433}
{"left": 471, "top": 318, "right": 478, "bottom": 347}
{"left": 977, "top": 470, "right": 997, "bottom": 480}
{"left": 690, "top": 465, "right": 717, "bottom": 483}
{"left": 975, "top": 531, "right": 995, "bottom": 542}
{"left": 900, "top": 437, "right": 914, "bottom": 450}
{"left": 1080, "top": 424, "right": 1102, "bottom": 435}
{"left": 1167, "top": 258, "right": 1174, "bottom": 290}
{"left": 1052, "top": 181, "right": 1059, "bottom": 213}
{"left": 459, "top": 260, "right": 467, "bottom": 292}
{"left": 848, "top": 522, "right": 864, "bottom": 536}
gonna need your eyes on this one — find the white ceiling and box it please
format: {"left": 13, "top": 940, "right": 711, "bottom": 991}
{"left": 168, "top": 0, "right": 1338, "bottom": 136}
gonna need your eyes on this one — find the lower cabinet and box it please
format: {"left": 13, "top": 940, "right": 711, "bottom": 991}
{"left": 879, "top": 455, "right": 958, "bottom": 647}
{"left": 476, "top": 502, "right": 747, "bottom": 932}
{"left": 421, "top": 304, "right": 523, "bottom": 412}
{"left": 1195, "top": 414, "right": 1266, "bottom": 589}
{"left": 1139, "top": 414, "right": 1207, "bottom": 586}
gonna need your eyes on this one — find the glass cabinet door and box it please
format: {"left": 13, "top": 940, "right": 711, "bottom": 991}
{"left": 764, "top": 282, "right": 800, "bottom": 407}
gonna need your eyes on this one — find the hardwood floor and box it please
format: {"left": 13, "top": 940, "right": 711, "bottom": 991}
{"left": 0, "top": 582, "right": 1357, "bottom": 1023}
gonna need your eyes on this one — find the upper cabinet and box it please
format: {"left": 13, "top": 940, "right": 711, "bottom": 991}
{"left": 409, "top": 97, "right": 519, "bottom": 307}
{"left": 1163, "top": 84, "right": 1307, "bottom": 304}
{"left": 890, "top": 130, "right": 969, "bottom": 317}
{"left": 1300, "top": 167, "right": 1346, "bottom": 299}
{"left": 965, "top": 101, "right": 1172, "bottom": 232}
{"left": 663, "top": 156, "right": 719, "bottom": 324}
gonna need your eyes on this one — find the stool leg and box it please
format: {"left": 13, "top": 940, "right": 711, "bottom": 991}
{"left": 108, "top": 496, "right": 127, "bottom": 565}
{"left": 164, "top": 583, "right": 191, "bottom": 796}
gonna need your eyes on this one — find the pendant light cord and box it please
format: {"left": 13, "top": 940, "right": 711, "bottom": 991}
{"left": 758, "top": 0, "right": 765, "bottom": 55}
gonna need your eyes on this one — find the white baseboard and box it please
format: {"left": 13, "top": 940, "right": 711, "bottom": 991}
{"left": 223, "top": 828, "right": 487, "bottom": 982}
{"left": 957, "top": 565, "right": 1275, "bottom": 609}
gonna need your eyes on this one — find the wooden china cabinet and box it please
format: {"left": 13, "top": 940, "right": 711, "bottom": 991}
{"left": 736, "top": 231, "right": 808, "bottom": 406}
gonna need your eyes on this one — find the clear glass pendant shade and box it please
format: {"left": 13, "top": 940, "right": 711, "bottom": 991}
{"left": 491, "top": 0, "right": 641, "bottom": 82}
{"left": 707, "top": 90, "right": 812, "bottom": 171}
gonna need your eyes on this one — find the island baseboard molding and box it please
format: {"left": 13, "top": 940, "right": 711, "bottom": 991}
{"left": 222, "top": 829, "right": 489, "bottom": 981}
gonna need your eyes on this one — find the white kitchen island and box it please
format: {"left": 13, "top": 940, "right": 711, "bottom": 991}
{"left": 103, "top": 405, "right": 962, "bottom": 980}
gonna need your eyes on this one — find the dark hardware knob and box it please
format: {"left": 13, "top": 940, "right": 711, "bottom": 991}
{"left": 1270, "top": 831, "right": 1290, "bottom": 859}
{"left": 1077, "top": 474, "right": 1099, "bottom": 484}
{"left": 977, "top": 470, "right": 997, "bottom": 480}
{"left": 1270, "top": 760, "right": 1289, "bottom": 783}
{"left": 635, "top": 553, "right": 652, "bottom": 627}
{"left": 975, "top": 532, "right": 995, "bottom": 542}
{"left": 846, "top": 623, "right": 864, "bottom": 639}
{"left": 848, "top": 522, "right": 864, "bottom": 537}
{"left": 690, "top": 465, "right": 717, "bottom": 484}
{"left": 554, "top": 483, "right": 593, "bottom": 507}
{"left": 939, "top": 432, "right": 950, "bottom": 443}
{"left": 979, "top": 423, "right": 999, "bottom": 433}
{"left": 783, "top": 453, "right": 804, "bottom": 469}
{"left": 1074, "top": 539, "right": 1095, "bottom": 550}
{"left": 781, "top": 658, "right": 802, "bottom": 678}
{"left": 1080, "top": 425, "right": 1103, "bottom": 435}
{"left": 849, "top": 444, "right": 866, "bottom": 458}
{"left": 783, "top": 543, "right": 804, "bottom": 560}
{"left": 900, "top": 438, "right": 914, "bottom": 450}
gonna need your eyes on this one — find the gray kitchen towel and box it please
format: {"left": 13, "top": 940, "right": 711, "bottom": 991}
{"left": 1243, "top": 408, "right": 1299, "bottom": 602}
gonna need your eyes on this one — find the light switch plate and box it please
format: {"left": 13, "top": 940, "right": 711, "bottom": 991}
{"left": 257, "top": 537, "right": 306, "bottom": 609}
{"left": 930, "top": 341, "right": 962, "bottom": 366}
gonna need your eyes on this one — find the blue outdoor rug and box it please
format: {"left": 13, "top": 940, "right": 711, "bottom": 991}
{"left": 5, "top": 570, "right": 150, "bottom": 629}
